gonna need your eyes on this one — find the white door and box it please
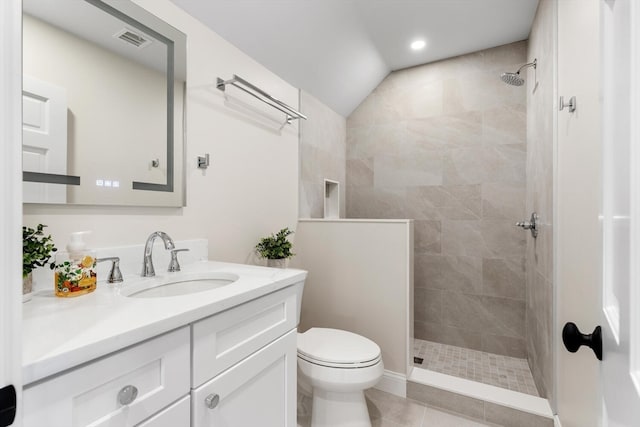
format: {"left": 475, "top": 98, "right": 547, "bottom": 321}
{"left": 556, "top": 0, "right": 602, "bottom": 426}
{"left": 600, "top": 0, "right": 640, "bottom": 425}
{"left": 0, "top": 0, "right": 23, "bottom": 425}
{"left": 22, "top": 75, "right": 68, "bottom": 203}
{"left": 558, "top": 1, "right": 640, "bottom": 426}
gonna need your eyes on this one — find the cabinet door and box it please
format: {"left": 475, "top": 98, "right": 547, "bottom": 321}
{"left": 192, "top": 330, "right": 296, "bottom": 427}
{"left": 136, "top": 396, "right": 189, "bottom": 427}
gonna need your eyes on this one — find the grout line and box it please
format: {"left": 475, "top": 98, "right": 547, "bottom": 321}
{"left": 482, "top": 398, "right": 487, "bottom": 423}
{"left": 419, "top": 404, "right": 427, "bottom": 427}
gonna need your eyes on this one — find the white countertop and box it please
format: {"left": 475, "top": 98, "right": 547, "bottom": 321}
{"left": 22, "top": 260, "right": 307, "bottom": 385}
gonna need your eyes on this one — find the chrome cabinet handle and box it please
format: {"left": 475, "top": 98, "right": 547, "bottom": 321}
{"left": 117, "top": 385, "right": 138, "bottom": 405}
{"left": 205, "top": 393, "right": 220, "bottom": 409}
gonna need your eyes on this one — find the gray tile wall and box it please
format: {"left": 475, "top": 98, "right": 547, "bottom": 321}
{"left": 526, "top": 0, "right": 555, "bottom": 400}
{"left": 346, "top": 42, "right": 528, "bottom": 358}
{"left": 299, "top": 90, "right": 347, "bottom": 218}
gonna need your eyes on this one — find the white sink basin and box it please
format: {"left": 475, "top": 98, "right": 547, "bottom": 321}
{"left": 122, "top": 272, "right": 240, "bottom": 298}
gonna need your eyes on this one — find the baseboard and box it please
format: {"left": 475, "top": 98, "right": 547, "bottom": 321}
{"left": 374, "top": 370, "right": 406, "bottom": 398}
{"left": 554, "top": 415, "right": 563, "bottom": 427}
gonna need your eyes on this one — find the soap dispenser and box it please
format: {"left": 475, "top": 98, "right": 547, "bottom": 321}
{"left": 54, "top": 231, "right": 97, "bottom": 297}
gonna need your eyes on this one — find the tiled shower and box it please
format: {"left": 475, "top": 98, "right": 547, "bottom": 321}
{"left": 344, "top": 35, "right": 551, "bottom": 398}
{"left": 347, "top": 40, "right": 528, "bottom": 361}
{"left": 346, "top": 40, "right": 528, "bottom": 372}
{"left": 298, "top": 0, "right": 554, "bottom": 402}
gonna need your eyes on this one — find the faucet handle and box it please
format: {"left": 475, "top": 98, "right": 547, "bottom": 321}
{"left": 168, "top": 249, "right": 189, "bottom": 272}
{"left": 96, "top": 257, "right": 123, "bottom": 283}
{"left": 515, "top": 212, "right": 539, "bottom": 238}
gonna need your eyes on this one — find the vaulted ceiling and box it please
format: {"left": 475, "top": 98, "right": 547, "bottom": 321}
{"left": 170, "top": 0, "right": 539, "bottom": 116}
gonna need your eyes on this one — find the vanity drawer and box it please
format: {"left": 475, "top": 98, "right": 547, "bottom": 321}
{"left": 23, "top": 327, "right": 190, "bottom": 427}
{"left": 192, "top": 285, "right": 298, "bottom": 387}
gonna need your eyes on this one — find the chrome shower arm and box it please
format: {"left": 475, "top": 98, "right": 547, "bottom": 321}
{"left": 516, "top": 59, "right": 537, "bottom": 74}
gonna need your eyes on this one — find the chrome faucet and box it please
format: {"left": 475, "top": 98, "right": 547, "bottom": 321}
{"left": 142, "top": 231, "right": 176, "bottom": 277}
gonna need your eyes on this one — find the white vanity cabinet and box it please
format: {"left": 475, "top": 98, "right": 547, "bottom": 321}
{"left": 23, "top": 281, "right": 303, "bottom": 427}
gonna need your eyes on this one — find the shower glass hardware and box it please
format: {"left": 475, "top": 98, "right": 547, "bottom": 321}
{"left": 516, "top": 212, "right": 539, "bottom": 238}
{"left": 500, "top": 58, "right": 537, "bottom": 86}
{"left": 559, "top": 96, "right": 577, "bottom": 112}
{"left": 216, "top": 74, "right": 307, "bottom": 124}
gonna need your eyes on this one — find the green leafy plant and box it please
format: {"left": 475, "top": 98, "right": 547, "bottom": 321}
{"left": 255, "top": 227, "right": 295, "bottom": 260}
{"left": 23, "top": 224, "right": 57, "bottom": 278}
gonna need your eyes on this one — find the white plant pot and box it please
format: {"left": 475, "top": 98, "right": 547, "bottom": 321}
{"left": 23, "top": 272, "right": 33, "bottom": 302}
{"left": 267, "top": 258, "right": 288, "bottom": 268}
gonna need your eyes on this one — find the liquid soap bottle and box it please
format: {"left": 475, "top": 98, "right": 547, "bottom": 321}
{"left": 54, "top": 231, "right": 97, "bottom": 297}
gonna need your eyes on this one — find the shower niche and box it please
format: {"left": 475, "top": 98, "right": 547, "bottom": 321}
{"left": 323, "top": 179, "right": 340, "bottom": 219}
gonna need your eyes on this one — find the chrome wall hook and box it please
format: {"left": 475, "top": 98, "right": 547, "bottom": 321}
{"left": 197, "top": 153, "right": 210, "bottom": 169}
{"left": 559, "top": 96, "right": 576, "bottom": 112}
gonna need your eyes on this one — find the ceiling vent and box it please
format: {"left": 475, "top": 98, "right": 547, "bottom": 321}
{"left": 113, "top": 28, "right": 152, "bottom": 49}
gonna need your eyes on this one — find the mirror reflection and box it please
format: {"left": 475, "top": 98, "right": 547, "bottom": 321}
{"left": 22, "top": 0, "right": 186, "bottom": 207}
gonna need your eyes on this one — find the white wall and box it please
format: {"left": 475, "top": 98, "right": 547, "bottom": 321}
{"left": 23, "top": 0, "right": 299, "bottom": 267}
{"left": 291, "top": 219, "right": 413, "bottom": 378}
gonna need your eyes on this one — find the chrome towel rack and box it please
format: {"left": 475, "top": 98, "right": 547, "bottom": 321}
{"left": 216, "top": 74, "right": 307, "bottom": 124}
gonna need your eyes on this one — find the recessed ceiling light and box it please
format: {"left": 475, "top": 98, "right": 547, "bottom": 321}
{"left": 410, "top": 40, "right": 426, "bottom": 51}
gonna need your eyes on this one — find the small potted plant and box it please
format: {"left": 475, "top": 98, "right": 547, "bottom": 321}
{"left": 23, "top": 224, "right": 57, "bottom": 301}
{"left": 255, "top": 227, "right": 295, "bottom": 268}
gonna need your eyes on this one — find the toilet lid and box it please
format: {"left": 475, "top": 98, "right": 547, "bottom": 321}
{"left": 297, "top": 328, "right": 381, "bottom": 367}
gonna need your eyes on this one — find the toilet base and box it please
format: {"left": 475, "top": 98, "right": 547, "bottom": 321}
{"left": 311, "top": 389, "right": 371, "bottom": 427}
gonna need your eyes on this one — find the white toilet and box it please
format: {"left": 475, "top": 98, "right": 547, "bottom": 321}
{"left": 297, "top": 328, "right": 384, "bottom": 427}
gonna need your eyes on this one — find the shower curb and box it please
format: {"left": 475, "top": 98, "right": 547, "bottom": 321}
{"left": 408, "top": 368, "right": 554, "bottom": 427}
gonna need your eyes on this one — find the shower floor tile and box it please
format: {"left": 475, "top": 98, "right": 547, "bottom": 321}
{"left": 413, "top": 339, "right": 539, "bottom": 396}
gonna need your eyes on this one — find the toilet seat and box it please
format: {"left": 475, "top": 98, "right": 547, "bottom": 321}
{"left": 297, "top": 328, "right": 381, "bottom": 368}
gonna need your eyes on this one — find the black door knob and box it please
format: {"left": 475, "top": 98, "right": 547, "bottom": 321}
{"left": 562, "top": 322, "right": 602, "bottom": 361}
{"left": 0, "top": 385, "right": 16, "bottom": 427}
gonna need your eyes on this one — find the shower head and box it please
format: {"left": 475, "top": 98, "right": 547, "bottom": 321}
{"left": 501, "top": 72, "right": 525, "bottom": 86}
{"left": 500, "top": 59, "right": 537, "bottom": 86}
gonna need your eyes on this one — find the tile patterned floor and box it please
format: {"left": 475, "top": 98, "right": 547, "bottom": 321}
{"left": 413, "top": 339, "right": 539, "bottom": 396}
{"left": 297, "top": 388, "right": 492, "bottom": 427}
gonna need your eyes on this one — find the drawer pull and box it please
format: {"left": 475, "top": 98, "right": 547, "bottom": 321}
{"left": 205, "top": 393, "right": 220, "bottom": 409}
{"left": 117, "top": 385, "right": 138, "bottom": 405}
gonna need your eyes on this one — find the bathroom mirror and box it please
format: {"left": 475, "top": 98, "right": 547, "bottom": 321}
{"left": 22, "top": 0, "right": 186, "bottom": 207}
